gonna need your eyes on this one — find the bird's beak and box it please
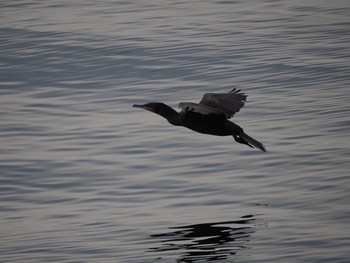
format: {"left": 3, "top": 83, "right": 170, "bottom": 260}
{"left": 133, "top": 104, "right": 149, "bottom": 111}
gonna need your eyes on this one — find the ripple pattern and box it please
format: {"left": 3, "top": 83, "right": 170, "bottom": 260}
{"left": 1, "top": 1, "right": 350, "bottom": 262}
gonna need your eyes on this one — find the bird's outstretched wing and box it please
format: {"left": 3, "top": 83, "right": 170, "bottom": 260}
{"left": 179, "top": 88, "right": 247, "bottom": 119}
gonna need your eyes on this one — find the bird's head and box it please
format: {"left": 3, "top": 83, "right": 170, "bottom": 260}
{"left": 133, "top": 102, "right": 167, "bottom": 114}
{"left": 133, "top": 102, "right": 179, "bottom": 122}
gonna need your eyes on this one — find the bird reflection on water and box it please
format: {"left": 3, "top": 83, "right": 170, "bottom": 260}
{"left": 148, "top": 215, "right": 258, "bottom": 262}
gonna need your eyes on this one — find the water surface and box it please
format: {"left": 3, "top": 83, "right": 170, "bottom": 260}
{"left": 1, "top": 1, "right": 350, "bottom": 262}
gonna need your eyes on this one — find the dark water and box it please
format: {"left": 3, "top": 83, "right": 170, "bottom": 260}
{"left": 1, "top": 1, "right": 350, "bottom": 262}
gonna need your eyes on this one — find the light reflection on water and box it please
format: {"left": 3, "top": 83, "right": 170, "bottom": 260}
{"left": 1, "top": 0, "right": 350, "bottom": 262}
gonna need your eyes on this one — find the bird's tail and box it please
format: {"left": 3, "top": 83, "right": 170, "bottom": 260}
{"left": 234, "top": 132, "right": 266, "bottom": 152}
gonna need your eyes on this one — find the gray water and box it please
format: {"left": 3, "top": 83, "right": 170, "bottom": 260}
{"left": 1, "top": 1, "right": 350, "bottom": 262}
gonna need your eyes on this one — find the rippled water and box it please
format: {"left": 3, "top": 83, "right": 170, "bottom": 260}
{"left": 1, "top": 1, "right": 350, "bottom": 262}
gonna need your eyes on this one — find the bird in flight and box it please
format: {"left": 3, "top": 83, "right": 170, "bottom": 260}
{"left": 133, "top": 88, "right": 266, "bottom": 152}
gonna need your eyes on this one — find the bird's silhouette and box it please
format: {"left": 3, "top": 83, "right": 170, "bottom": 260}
{"left": 133, "top": 89, "right": 265, "bottom": 152}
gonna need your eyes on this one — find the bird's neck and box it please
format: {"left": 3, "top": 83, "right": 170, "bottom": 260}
{"left": 158, "top": 105, "right": 181, "bottom": 126}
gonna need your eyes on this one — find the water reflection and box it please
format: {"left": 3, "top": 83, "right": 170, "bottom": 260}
{"left": 148, "top": 215, "right": 258, "bottom": 262}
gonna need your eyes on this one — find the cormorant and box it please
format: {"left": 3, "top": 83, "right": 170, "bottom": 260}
{"left": 133, "top": 88, "right": 266, "bottom": 152}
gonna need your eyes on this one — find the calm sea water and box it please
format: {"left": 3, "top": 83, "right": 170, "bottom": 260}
{"left": 1, "top": 1, "right": 350, "bottom": 262}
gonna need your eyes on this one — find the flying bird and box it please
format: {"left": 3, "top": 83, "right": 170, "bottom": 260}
{"left": 133, "top": 89, "right": 266, "bottom": 152}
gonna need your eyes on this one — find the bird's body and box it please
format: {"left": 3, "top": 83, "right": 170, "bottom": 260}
{"left": 133, "top": 89, "right": 266, "bottom": 152}
{"left": 180, "top": 110, "right": 236, "bottom": 136}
